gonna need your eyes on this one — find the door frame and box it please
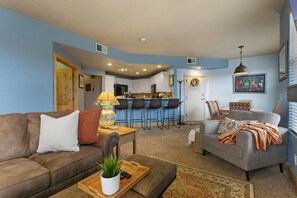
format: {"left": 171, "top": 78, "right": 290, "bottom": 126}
{"left": 54, "top": 53, "right": 79, "bottom": 111}
{"left": 184, "top": 75, "right": 206, "bottom": 121}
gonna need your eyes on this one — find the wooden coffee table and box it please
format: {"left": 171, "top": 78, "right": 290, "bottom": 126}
{"left": 98, "top": 126, "right": 137, "bottom": 158}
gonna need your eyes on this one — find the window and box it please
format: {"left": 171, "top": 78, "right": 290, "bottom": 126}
{"left": 289, "top": 13, "right": 297, "bottom": 133}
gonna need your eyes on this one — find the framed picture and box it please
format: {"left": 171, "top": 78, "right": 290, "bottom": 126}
{"left": 79, "top": 75, "right": 84, "bottom": 89}
{"left": 169, "top": 74, "right": 174, "bottom": 87}
{"left": 233, "top": 73, "right": 266, "bottom": 93}
{"left": 278, "top": 41, "right": 288, "bottom": 81}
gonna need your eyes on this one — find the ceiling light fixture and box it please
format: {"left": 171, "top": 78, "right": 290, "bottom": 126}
{"left": 107, "top": 63, "right": 112, "bottom": 66}
{"left": 234, "top": 45, "right": 248, "bottom": 74}
{"left": 139, "top": 37, "right": 146, "bottom": 42}
{"left": 120, "top": 69, "right": 124, "bottom": 71}
{"left": 157, "top": 65, "right": 162, "bottom": 68}
{"left": 143, "top": 68, "right": 147, "bottom": 71}
{"left": 197, "top": 67, "right": 202, "bottom": 70}
{"left": 136, "top": 72, "right": 140, "bottom": 75}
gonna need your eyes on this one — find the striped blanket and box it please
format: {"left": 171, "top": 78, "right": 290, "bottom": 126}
{"left": 218, "top": 123, "right": 282, "bottom": 151}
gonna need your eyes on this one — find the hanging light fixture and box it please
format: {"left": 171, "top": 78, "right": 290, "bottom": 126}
{"left": 234, "top": 45, "right": 248, "bottom": 74}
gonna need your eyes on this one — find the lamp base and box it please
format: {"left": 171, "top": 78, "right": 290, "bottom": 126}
{"left": 99, "top": 105, "right": 116, "bottom": 128}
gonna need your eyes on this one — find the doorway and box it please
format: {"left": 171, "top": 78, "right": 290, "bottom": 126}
{"left": 185, "top": 76, "right": 206, "bottom": 121}
{"left": 84, "top": 74, "right": 102, "bottom": 109}
{"left": 54, "top": 54, "right": 79, "bottom": 111}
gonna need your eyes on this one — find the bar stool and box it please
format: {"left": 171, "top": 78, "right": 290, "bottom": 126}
{"left": 114, "top": 98, "right": 128, "bottom": 127}
{"left": 162, "top": 98, "right": 180, "bottom": 129}
{"left": 146, "top": 98, "right": 163, "bottom": 130}
{"left": 130, "top": 98, "right": 146, "bottom": 130}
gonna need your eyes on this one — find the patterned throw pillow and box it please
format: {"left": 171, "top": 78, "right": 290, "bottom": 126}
{"left": 218, "top": 117, "right": 258, "bottom": 134}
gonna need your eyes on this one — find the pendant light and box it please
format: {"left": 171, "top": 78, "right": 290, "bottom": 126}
{"left": 234, "top": 45, "right": 248, "bottom": 74}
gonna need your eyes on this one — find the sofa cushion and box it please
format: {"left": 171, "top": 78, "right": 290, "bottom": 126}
{"left": 0, "top": 113, "right": 31, "bottom": 162}
{"left": 203, "top": 134, "right": 242, "bottom": 159}
{"left": 0, "top": 158, "right": 50, "bottom": 198}
{"left": 66, "top": 108, "right": 101, "bottom": 145}
{"left": 229, "top": 110, "right": 280, "bottom": 126}
{"left": 26, "top": 112, "right": 65, "bottom": 154}
{"left": 37, "top": 111, "right": 80, "bottom": 153}
{"left": 29, "top": 146, "right": 102, "bottom": 186}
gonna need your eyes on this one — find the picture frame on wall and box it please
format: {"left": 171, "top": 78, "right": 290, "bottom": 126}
{"left": 79, "top": 75, "right": 84, "bottom": 89}
{"left": 233, "top": 73, "right": 266, "bottom": 93}
{"left": 278, "top": 41, "right": 288, "bottom": 81}
{"left": 169, "top": 74, "right": 174, "bottom": 87}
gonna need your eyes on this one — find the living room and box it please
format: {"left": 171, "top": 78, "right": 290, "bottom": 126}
{"left": 1, "top": 0, "right": 297, "bottom": 197}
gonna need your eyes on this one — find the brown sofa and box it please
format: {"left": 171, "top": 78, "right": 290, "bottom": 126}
{"left": 0, "top": 112, "right": 119, "bottom": 198}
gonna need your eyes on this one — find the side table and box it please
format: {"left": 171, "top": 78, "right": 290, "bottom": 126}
{"left": 98, "top": 126, "right": 137, "bottom": 158}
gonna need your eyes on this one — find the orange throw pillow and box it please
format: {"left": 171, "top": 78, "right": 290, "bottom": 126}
{"left": 65, "top": 108, "right": 101, "bottom": 145}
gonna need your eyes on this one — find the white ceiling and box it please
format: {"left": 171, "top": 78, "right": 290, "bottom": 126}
{"left": 1, "top": 0, "right": 284, "bottom": 59}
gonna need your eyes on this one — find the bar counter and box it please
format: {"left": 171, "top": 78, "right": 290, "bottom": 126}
{"left": 115, "top": 98, "right": 178, "bottom": 127}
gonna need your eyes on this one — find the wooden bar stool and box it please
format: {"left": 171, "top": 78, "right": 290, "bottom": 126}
{"left": 130, "top": 99, "right": 146, "bottom": 130}
{"left": 114, "top": 98, "right": 128, "bottom": 127}
{"left": 162, "top": 99, "right": 180, "bottom": 129}
{"left": 146, "top": 98, "right": 163, "bottom": 130}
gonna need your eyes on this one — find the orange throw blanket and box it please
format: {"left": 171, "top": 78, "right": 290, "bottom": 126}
{"left": 218, "top": 123, "right": 282, "bottom": 151}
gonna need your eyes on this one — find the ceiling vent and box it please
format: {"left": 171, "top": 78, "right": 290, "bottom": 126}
{"left": 187, "top": 57, "right": 196, "bottom": 64}
{"left": 96, "top": 43, "right": 108, "bottom": 54}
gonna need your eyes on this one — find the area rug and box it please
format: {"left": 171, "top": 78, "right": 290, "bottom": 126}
{"left": 163, "top": 163, "right": 253, "bottom": 198}
{"left": 51, "top": 161, "right": 253, "bottom": 198}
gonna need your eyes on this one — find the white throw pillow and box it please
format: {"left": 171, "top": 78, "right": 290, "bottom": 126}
{"left": 37, "top": 110, "right": 80, "bottom": 153}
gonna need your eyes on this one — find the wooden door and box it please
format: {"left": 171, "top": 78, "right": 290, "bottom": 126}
{"left": 56, "top": 69, "right": 73, "bottom": 111}
{"left": 185, "top": 76, "right": 206, "bottom": 121}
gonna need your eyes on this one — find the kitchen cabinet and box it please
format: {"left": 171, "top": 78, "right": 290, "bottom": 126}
{"left": 132, "top": 79, "right": 150, "bottom": 93}
{"left": 150, "top": 72, "right": 169, "bottom": 92}
{"left": 105, "top": 75, "right": 115, "bottom": 92}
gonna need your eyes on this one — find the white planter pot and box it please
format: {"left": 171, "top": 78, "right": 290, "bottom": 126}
{"left": 100, "top": 171, "right": 120, "bottom": 195}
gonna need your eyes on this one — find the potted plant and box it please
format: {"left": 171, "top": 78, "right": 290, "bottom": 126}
{"left": 99, "top": 156, "right": 121, "bottom": 195}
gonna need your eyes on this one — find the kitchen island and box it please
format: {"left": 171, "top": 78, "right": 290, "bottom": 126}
{"left": 115, "top": 98, "right": 179, "bottom": 128}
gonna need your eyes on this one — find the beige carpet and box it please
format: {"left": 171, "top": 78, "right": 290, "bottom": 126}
{"left": 52, "top": 161, "right": 253, "bottom": 198}
{"left": 53, "top": 124, "right": 296, "bottom": 198}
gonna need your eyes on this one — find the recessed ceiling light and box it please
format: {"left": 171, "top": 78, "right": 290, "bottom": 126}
{"left": 139, "top": 37, "right": 146, "bottom": 42}
{"left": 197, "top": 67, "right": 202, "bottom": 70}
{"left": 143, "top": 68, "right": 147, "bottom": 71}
{"left": 120, "top": 69, "right": 124, "bottom": 71}
{"left": 124, "top": 68, "right": 127, "bottom": 71}
{"left": 136, "top": 72, "right": 140, "bottom": 75}
{"left": 107, "top": 63, "right": 112, "bottom": 66}
{"left": 157, "top": 65, "right": 162, "bottom": 68}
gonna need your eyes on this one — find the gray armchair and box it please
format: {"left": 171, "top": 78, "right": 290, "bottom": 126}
{"left": 200, "top": 110, "right": 288, "bottom": 180}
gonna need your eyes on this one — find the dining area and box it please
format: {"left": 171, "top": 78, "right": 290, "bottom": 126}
{"left": 206, "top": 100, "right": 280, "bottom": 120}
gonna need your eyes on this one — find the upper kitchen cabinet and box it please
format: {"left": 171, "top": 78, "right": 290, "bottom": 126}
{"left": 150, "top": 72, "right": 170, "bottom": 92}
{"left": 105, "top": 75, "right": 115, "bottom": 92}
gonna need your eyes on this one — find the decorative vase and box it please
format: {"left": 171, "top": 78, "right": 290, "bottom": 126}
{"left": 100, "top": 171, "right": 120, "bottom": 195}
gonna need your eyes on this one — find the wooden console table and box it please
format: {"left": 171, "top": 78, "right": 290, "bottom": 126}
{"left": 98, "top": 126, "right": 137, "bottom": 158}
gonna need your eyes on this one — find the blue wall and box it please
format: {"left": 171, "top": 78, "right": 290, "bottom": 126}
{"left": 0, "top": 8, "right": 228, "bottom": 114}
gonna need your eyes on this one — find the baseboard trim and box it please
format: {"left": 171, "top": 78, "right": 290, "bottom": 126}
{"left": 284, "top": 162, "right": 297, "bottom": 192}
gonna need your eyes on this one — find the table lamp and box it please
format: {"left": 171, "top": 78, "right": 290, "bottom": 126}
{"left": 95, "top": 92, "right": 119, "bottom": 128}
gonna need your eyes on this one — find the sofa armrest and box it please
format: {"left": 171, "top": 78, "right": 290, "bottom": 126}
{"left": 199, "top": 120, "right": 221, "bottom": 134}
{"left": 278, "top": 126, "right": 288, "bottom": 136}
{"left": 236, "top": 130, "right": 254, "bottom": 152}
{"left": 236, "top": 127, "right": 289, "bottom": 152}
{"left": 96, "top": 131, "right": 120, "bottom": 158}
